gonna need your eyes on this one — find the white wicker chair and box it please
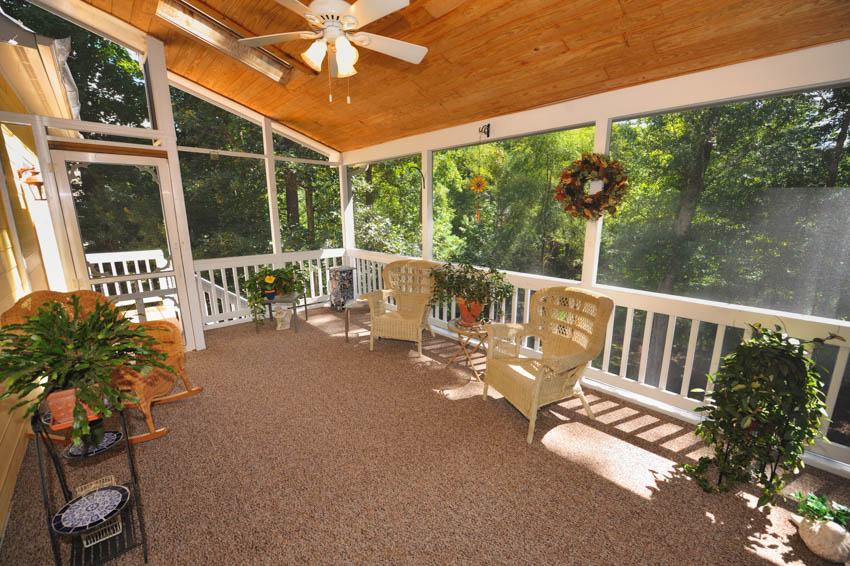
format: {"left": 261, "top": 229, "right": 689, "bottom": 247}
{"left": 363, "top": 260, "right": 438, "bottom": 356}
{"left": 483, "top": 287, "right": 614, "bottom": 443}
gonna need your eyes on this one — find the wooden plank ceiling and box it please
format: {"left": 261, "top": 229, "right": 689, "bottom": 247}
{"left": 88, "top": 0, "right": 850, "bottom": 152}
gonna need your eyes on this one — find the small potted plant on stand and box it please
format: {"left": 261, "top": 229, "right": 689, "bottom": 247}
{"left": 430, "top": 262, "right": 513, "bottom": 327}
{"left": 790, "top": 492, "right": 850, "bottom": 563}
{"left": 0, "top": 296, "right": 172, "bottom": 446}
{"left": 243, "top": 265, "right": 307, "bottom": 324}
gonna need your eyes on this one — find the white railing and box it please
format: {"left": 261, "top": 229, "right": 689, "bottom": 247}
{"left": 193, "top": 248, "right": 345, "bottom": 328}
{"left": 84, "top": 250, "right": 178, "bottom": 321}
{"left": 347, "top": 248, "right": 850, "bottom": 467}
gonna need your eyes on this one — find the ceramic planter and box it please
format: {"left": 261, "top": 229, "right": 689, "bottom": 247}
{"left": 794, "top": 516, "right": 850, "bottom": 563}
{"left": 264, "top": 291, "right": 277, "bottom": 300}
{"left": 457, "top": 298, "right": 484, "bottom": 327}
{"left": 45, "top": 388, "right": 97, "bottom": 430}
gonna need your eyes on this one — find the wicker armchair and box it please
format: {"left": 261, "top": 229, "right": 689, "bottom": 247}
{"left": 363, "top": 259, "right": 438, "bottom": 356}
{"left": 1, "top": 290, "right": 201, "bottom": 443}
{"left": 483, "top": 287, "right": 614, "bottom": 443}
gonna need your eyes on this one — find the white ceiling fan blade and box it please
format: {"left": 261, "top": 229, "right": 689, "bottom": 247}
{"left": 351, "top": 32, "right": 427, "bottom": 64}
{"left": 238, "top": 32, "right": 315, "bottom": 47}
{"left": 346, "top": 0, "right": 409, "bottom": 28}
{"left": 273, "top": 0, "right": 314, "bottom": 19}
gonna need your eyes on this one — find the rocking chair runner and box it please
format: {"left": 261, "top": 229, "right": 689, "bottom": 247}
{"left": 363, "top": 259, "right": 438, "bottom": 356}
{"left": 1, "top": 290, "right": 201, "bottom": 443}
{"left": 483, "top": 287, "right": 614, "bottom": 444}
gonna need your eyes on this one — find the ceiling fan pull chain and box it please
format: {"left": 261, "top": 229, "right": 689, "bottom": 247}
{"left": 347, "top": 77, "right": 351, "bottom": 104}
{"left": 328, "top": 66, "right": 333, "bottom": 103}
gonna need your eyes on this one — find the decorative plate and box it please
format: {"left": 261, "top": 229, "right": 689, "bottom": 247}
{"left": 52, "top": 485, "right": 131, "bottom": 535}
{"left": 63, "top": 431, "right": 123, "bottom": 460}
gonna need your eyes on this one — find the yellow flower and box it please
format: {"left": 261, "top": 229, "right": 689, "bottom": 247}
{"left": 470, "top": 176, "right": 486, "bottom": 193}
{"left": 264, "top": 275, "right": 276, "bottom": 284}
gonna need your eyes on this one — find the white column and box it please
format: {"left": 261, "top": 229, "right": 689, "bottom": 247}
{"left": 338, "top": 164, "right": 355, "bottom": 265}
{"left": 580, "top": 116, "right": 612, "bottom": 289}
{"left": 421, "top": 150, "right": 433, "bottom": 260}
{"left": 0, "top": 158, "right": 32, "bottom": 293}
{"left": 31, "top": 118, "right": 76, "bottom": 291}
{"left": 144, "top": 36, "right": 206, "bottom": 350}
{"left": 262, "top": 117, "right": 282, "bottom": 255}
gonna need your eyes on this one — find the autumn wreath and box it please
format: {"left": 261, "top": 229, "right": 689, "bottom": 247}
{"left": 555, "top": 153, "right": 628, "bottom": 220}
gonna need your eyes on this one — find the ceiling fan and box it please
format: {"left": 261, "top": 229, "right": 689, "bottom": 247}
{"left": 238, "top": 0, "right": 428, "bottom": 78}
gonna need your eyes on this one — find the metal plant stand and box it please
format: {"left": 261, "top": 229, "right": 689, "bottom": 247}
{"left": 31, "top": 409, "right": 148, "bottom": 566}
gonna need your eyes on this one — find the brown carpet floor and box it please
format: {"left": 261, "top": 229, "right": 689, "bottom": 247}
{"left": 2, "top": 308, "right": 849, "bottom": 566}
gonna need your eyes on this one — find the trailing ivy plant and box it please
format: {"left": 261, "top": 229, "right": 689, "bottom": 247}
{"left": 684, "top": 323, "right": 840, "bottom": 507}
{"left": 242, "top": 265, "right": 307, "bottom": 324}
{"left": 0, "top": 296, "right": 172, "bottom": 445}
{"left": 791, "top": 492, "right": 850, "bottom": 526}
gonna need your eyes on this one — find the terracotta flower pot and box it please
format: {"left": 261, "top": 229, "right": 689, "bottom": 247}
{"left": 46, "top": 388, "right": 97, "bottom": 430}
{"left": 457, "top": 298, "right": 484, "bottom": 327}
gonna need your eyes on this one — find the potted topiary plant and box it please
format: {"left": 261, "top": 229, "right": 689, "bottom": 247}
{"left": 790, "top": 492, "right": 850, "bottom": 563}
{"left": 243, "top": 265, "right": 307, "bottom": 324}
{"left": 0, "top": 295, "right": 173, "bottom": 446}
{"left": 430, "top": 262, "right": 513, "bottom": 327}
{"left": 685, "top": 323, "right": 841, "bottom": 507}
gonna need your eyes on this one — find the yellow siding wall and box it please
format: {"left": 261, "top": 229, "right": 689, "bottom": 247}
{"left": 0, "top": 73, "right": 48, "bottom": 536}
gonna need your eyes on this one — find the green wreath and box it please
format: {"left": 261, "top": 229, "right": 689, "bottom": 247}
{"left": 555, "top": 153, "right": 629, "bottom": 220}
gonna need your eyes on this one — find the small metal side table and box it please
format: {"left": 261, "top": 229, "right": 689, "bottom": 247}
{"left": 257, "top": 291, "right": 308, "bottom": 332}
{"left": 343, "top": 298, "right": 370, "bottom": 342}
{"left": 31, "top": 410, "right": 148, "bottom": 566}
{"left": 446, "top": 318, "right": 488, "bottom": 381}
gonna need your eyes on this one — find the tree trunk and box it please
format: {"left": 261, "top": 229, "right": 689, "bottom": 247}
{"left": 826, "top": 108, "right": 850, "bottom": 188}
{"left": 656, "top": 127, "right": 714, "bottom": 294}
{"left": 305, "top": 186, "right": 315, "bottom": 242}
{"left": 364, "top": 166, "right": 375, "bottom": 206}
{"left": 284, "top": 168, "right": 299, "bottom": 226}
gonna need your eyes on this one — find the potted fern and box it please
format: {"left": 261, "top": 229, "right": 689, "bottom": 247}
{"left": 430, "top": 262, "right": 513, "bottom": 327}
{"left": 0, "top": 296, "right": 172, "bottom": 446}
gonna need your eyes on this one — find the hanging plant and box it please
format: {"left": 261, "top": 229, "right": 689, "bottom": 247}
{"left": 554, "top": 152, "right": 629, "bottom": 220}
{"left": 469, "top": 175, "right": 487, "bottom": 222}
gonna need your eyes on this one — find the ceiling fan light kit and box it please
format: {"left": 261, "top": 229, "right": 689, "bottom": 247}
{"left": 239, "top": 0, "right": 427, "bottom": 87}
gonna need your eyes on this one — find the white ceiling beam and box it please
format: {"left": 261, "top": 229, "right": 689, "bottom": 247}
{"left": 341, "top": 39, "right": 850, "bottom": 165}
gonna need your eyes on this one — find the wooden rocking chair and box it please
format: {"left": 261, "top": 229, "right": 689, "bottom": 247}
{"left": 1, "top": 290, "right": 202, "bottom": 444}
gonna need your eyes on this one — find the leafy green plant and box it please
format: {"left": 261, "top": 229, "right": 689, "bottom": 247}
{"left": 684, "top": 324, "right": 840, "bottom": 507}
{"left": 242, "top": 265, "right": 307, "bottom": 323}
{"left": 791, "top": 492, "right": 850, "bottom": 526}
{"left": 0, "top": 296, "right": 173, "bottom": 445}
{"left": 430, "top": 262, "right": 513, "bottom": 322}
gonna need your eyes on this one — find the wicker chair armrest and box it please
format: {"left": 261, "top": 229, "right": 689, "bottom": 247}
{"left": 363, "top": 290, "right": 393, "bottom": 316}
{"left": 486, "top": 323, "right": 539, "bottom": 359}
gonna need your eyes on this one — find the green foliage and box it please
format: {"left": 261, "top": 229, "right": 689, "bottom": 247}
{"left": 430, "top": 262, "right": 513, "bottom": 322}
{"left": 791, "top": 492, "right": 850, "bottom": 526}
{"left": 242, "top": 265, "right": 307, "bottom": 323}
{"left": 0, "top": 296, "right": 173, "bottom": 445}
{"left": 685, "top": 324, "right": 835, "bottom": 506}
{"left": 433, "top": 127, "right": 593, "bottom": 279}
{"left": 351, "top": 156, "right": 422, "bottom": 256}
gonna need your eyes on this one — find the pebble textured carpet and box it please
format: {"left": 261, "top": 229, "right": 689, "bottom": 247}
{"left": 1, "top": 309, "right": 849, "bottom": 565}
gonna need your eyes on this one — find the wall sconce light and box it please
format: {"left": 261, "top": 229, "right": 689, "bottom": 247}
{"left": 18, "top": 167, "right": 46, "bottom": 200}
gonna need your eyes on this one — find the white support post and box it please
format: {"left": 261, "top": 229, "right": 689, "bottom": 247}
{"left": 144, "top": 37, "right": 206, "bottom": 350}
{"left": 421, "top": 150, "right": 433, "bottom": 260}
{"left": 339, "top": 164, "right": 355, "bottom": 266}
{"left": 31, "top": 118, "right": 76, "bottom": 291}
{"left": 263, "top": 117, "right": 282, "bottom": 255}
{"left": 580, "top": 116, "right": 612, "bottom": 289}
